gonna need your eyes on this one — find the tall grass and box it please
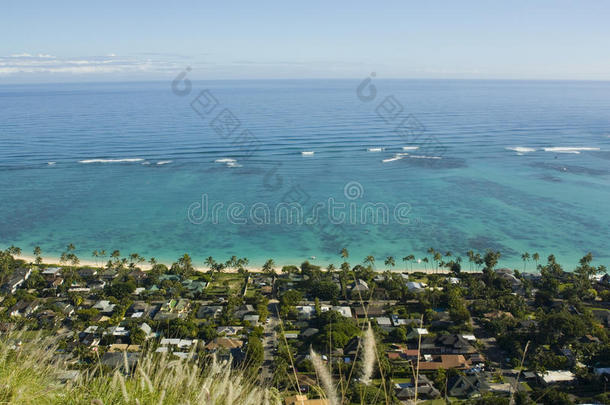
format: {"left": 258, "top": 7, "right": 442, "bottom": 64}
{"left": 0, "top": 331, "right": 70, "bottom": 404}
{"left": 0, "top": 331, "right": 281, "bottom": 405}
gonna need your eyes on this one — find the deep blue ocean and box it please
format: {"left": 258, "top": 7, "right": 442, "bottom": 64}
{"left": 1, "top": 79, "right": 609, "bottom": 270}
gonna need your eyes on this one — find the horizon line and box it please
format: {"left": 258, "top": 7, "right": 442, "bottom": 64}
{"left": 3, "top": 76, "right": 610, "bottom": 86}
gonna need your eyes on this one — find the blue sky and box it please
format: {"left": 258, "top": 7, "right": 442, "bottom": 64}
{"left": 2, "top": 0, "right": 610, "bottom": 82}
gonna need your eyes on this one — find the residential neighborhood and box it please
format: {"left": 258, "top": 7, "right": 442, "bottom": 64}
{"left": 1, "top": 247, "right": 610, "bottom": 404}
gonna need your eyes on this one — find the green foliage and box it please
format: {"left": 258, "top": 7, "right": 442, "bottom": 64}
{"left": 312, "top": 310, "right": 359, "bottom": 349}
{"left": 103, "top": 280, "right": 136, "bottom": 300}
{"left": 245, "top": 334, "right": 264, "bottom": 372}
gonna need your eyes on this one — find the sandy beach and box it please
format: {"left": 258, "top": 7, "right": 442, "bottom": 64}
{"left": 14, "top": 253, "right": 453, "bottom": 274}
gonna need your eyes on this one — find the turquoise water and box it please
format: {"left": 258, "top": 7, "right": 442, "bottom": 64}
{"left": 1, "top": 79, "right": 609, "bottom": 269}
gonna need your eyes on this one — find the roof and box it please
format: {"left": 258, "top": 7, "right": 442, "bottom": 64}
{"left": 375, "top": 317, "right": 392, "bottom": 326}
{"left": 538, "top": 370, "right": 576, "bottom": 384}
{"left": 101, "top": 352, "right": 140, "bottom": 371}
{"left": 285, "top": 395, "right": 330, "bottom": 405}
{"left": 205, "top": 337, "right": 243, "bottom": 350}
{"left": 418, "top": 354, "right": 470, "bottom": 370}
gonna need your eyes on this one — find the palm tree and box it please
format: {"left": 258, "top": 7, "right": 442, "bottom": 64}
{"left": 204, "top": 256, "right": 216, "bottom": 271}
{"left": 474, "top": 253, "right": 483, "bottom": 271}
{"left": 99, "top": 250, "right": 107, "bottom": 265}
{"left": 340, "top": 248, "right": 349, "bottom": 260}
{"left": 8, "top": 246, "right": 21, "bottom": 256}
{"left": 129, "top": 253, "right": 140, "bottom": 268}
{"left": 111, "top": 250, "right": 120, "bottom": 266}
{"left": 212, "top": 261, "right": 225, "bottom": 275}
{"left": 422, "top": 257, "right": 429, "bottom": 270}
{"left": 262, "top": 259, "right": 276, "bottom": 275}
{"left": 402, "top": 256, "right": 410, "bottom": 271}
{"left": 427, "top": 247, "right": 435, "bottom": 262}
{"left": 92, "top": 250, "right": 99, "bottom": 266}
{"left": 33, "top": 246, "right": 42, "bottom": 265}
{"left": 327, "top": 263, "right": 336, "bottom": 273}
{"left": 69, "top": 253, "right": 80, "bottom": 268}
{"left": 521, "top": 252, "right": 530, "bottom": 272}
{"left": 149, "top": 257, "right": 157, "bottom": 267}
{"left": 67, "top": 243, "right": 75, "bottom": 252}
{"left": 364, "top": 255, "right": 375, "bottom": 269}
{"left": 532, "top": 252, "right": 540, "bottom": 269}
{"left": 433, "top": 252, "right": 442, "bottom": 273}
{"left": 384, "top": 256, "right": 395, "bottom": 270}
{"left": 466, "top": 250, "right": 475, "bottom": 272}
{"left": 177, "top": 253, "right": 194, "bottom": 276}
{"left": 237, "top": 257, "right": 249, "bottom": 272}
{"left": 225, "top": 256, "right": 238, "bottom": 271}
{"left": 403, "top": 254, "right": 415, "bottom": 271}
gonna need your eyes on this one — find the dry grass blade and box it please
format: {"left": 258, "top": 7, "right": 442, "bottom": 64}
{"left": 310, "top": 348, "right": 338, "bottom": 405}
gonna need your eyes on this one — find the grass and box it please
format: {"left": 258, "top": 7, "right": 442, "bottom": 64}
{"left": 0, "top": 330, "right": 281, "bottom": 405}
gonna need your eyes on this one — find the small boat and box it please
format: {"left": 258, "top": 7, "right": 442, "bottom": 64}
{"left": 301, "top": 151, "right": 315, "bottom": 156}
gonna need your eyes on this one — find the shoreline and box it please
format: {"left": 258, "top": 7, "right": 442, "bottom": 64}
{"left": 14, "top": 253, "right": 455, "bottom": 275}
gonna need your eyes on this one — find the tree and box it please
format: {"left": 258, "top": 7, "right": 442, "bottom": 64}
{"left": 129, "top": 326, "right": 147, "bottom": 345}
{"left": 521, "top": 252, "right": 530, "bottom": 272}
{"left": 204, "top": 256, "right": 215, "bottom": 271}
{"left": 237, "top": 257, "right": 249, "bottom": 271}
{"left": 279, "top": 290, "right": 302, "bottom": 317}
{"left": 532, "top": 252, "right": 540, "bottom": 268}
{"left": 7, "top": 245, "right": 21, "bottom": 256}
{"left": 262, "top": 259, "right": 276, "bottom": 275}
{"left": 364, "top": 255, "right": 375, "bottom": 269}
{"left": 433, "top": 251, "right": 442, "bottom": 272}
{"left": 467, "top": 250, "right": 475, "bottom": 272}
{"left": 33, "top": 246, "right": 42, "bottom": 265}
{"left": 340, "top": 248, "right": 349, "bottom": 259}
{"left": 174, "top": 253, "right": 193, "bottom": 276}
{"left": 484, "top": 250, "right": 501, "bottom": 271}
{"left": 245, "top": 334, "right": 264, "bottom": 372}
{"left": 384, "top": 256, "right": 395, "bottom": 270}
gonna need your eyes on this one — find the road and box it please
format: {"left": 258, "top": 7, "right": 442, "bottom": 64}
{"left": 260, "top": 300, "right": 279, "bottom": 383}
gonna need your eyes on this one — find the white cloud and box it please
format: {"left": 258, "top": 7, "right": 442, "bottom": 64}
{"left": 0, "top": 53, "right": 178, "bottom": 76}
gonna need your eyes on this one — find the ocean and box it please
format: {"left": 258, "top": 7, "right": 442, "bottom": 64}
{"left": 1, "top": 79, "right": 609, "bottom": 270}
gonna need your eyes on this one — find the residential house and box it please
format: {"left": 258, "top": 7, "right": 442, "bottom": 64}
{"left": 353, "top": 304, "right": 384, "bottom": 318}
{"left": 537, "top": 370, "right": 576, "bottom": 385}
{"left": 332, "top": 306, "right": 352, "bottom": 318}
{"left": 350, "top": 279, "right": 369, "bottom": 294}
{"left": 41, "top": 267, "right": 62, "bottom": 280}
{"left": 285, "top": 396, "right": 329, "bottom": 405}
{"left": 92, "top": 300, "right": 116, "bottom": 314}
{"left": 395, "top": 375, "right": 441, "bottom": 401}
{"left": 406, "top": 327, "right": 429, "bottom": 340}
{"left": 205, "top": 337, "right": 243, "bottom": 351}
{"left": 2, "top": 268, "right": 32, "bottom": 294}
{"left": 243, "top": 314, "right": 260, "bottom": 325}
{"left": 197, "top": 305, "right": 223, "bottom": 319}
{"left": 101, "top": 352, "right": 140, "bottom": 372}
{"left": 406, "top": 281, "right": 427, "bottom": 293}
{"left": 418, "top": 354, "right": 470, "bottom": 371}
{"left": 448, "top": 374, "right": 491, "bottom": 398}
{"left": 216, "top": 326, "right": 243, "bottom": 336}
{"left": 419, "top": 334, "right": 477, "bottom": 355}
{"left": 9, "top": 300, "right": 39, "bottom": 317}
{"left": 54, "top": 301, "right": 75, "bottom": 317}
{"left": 78, "top": 268, "right": 97, "bottom": 278}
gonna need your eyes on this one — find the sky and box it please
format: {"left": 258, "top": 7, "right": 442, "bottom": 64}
{"left": 2, "top": 0, "right": 610, "bottom": 83}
